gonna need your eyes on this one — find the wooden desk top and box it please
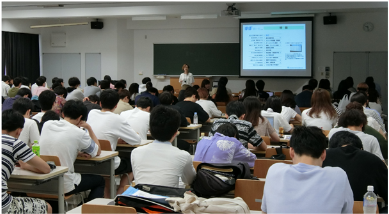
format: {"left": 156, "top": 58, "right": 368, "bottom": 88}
{"left": 117, "top": 140, "right": 153, "bottom": 148}
{"left": 250, "top": 149, "right": 266, "bottom": 154}
{"left": 179, "top": 124, "right": 202, "bottom": 130}
{"left": 11, "top": 166, "right": 68, "bottom": 180}
{"left": 147, "top": 131, "right": 180, "bottom": 137}
{"left": 76, "top": 151, "right": 118, "bottom": 161}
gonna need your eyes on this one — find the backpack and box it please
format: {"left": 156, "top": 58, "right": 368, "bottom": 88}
{"left": 192, "top": 162, "right": 254, "bottom": 198}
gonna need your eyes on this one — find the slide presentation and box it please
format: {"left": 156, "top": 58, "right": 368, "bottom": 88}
{"left": 240, "top": 18, "right": 313, "bottom": 77}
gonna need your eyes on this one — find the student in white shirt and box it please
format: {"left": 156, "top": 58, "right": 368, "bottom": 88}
{"left": 87, "top": 89, "right": 141, "bottom": 196}
{"left": 39, "top": 100, "right": 105, "bottom": 202}
{"left": 261, "top": 126, "right": 353, "bottom": 213}
{"left": 66, "top": 77, "right": 84, "bottom": 101}
{"left": 12, "top": 98, "right": 40, "bottom": 147}
{"left": 2, "top": 75, "right": 11, "bottom": 98}
{"left": 138, "top": 77, "right": 151, "bottom": 94}
{"left": 120, "top": 97, "right": 151, "bottom": 140}
{"left": 32, "top": 90, "right": 56, "bottom": 122}
{"left": 261, "top": 96, "right": 293, "bottom": 133}
{"left": 131, "top": 105, "right": 196, "bottom": 188}
{"left": 196, "top": 88, "right": 222, "bottom": 118}
{"left": 302, "top": 88, "right": 338, "bottom": 130}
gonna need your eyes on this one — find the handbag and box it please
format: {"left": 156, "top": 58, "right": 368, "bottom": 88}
{"left": 337, "top": 94, "right": 349, "bottom": 113}
{"left": 270, "top": 144, "right": 289, "bottom": 160}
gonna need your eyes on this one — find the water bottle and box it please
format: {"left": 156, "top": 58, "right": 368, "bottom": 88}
{"left": 32, "top": 140, "right": 40, "bottom": 157}
{"left": 193, "top": 112, "right": 198, "bottom": 124}
{"left": 363, "top": 185, "right": 377, "bottom": 214}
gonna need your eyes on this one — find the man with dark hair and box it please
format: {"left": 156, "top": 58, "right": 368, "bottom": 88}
{"left": 99, "top": 80, "right": 110, "bottom": 90}
{"left": 12, "top": 98, "right": 40, "bottom": 147}
{"left": 134, "top": 82, "right": 160, "bottom": 107}
{"left": 2, "top": 88, "right": 32, "bottom": 112}
{"left": 2, "top": 109, "right": 52, "bottom": 214}
{"left": 256, "top": 80, "right": 269, "bottom": 100}
{"left": 328, "top": 108, "right": 383, "bottom": 160}
{"left": 84, "top": 77, "right": 101, "bottom": 97}
{"left": 175, "top": 87, "right": 209, "bottom": 124}
{"left": 52, "top": 86, "right": 67, "bottom": 115}
{"left": 7, "top": 77, "right": 22, "bottom": 98}
{"left": 83, "top": 95, "right": 102, "bottom": 120}
{"left": 323, "top": 131, "right": 387, "bottom": 205}
{"left": 295, "top": 84, "right": 313, "bottom": 107}
{"left": 210, "top": 100, "right": 266, "bottom": 150}
{"left": 2, "top": 75, "right": 11, "bottom": 98}
{"left": 66, "top": 77, "right": 84, "bottom": 101}
{"left": 113, "top": 89, "right": 133, "bottom": 114}
{"left": 131, "top": 105, "right": 196, "bottom": 188}
{"left": 114, "top": 81, "right": 126, "bottom": 93}
{"left": 308, "top": 78, "right": 318, "bottom": 90}
{"left": 32, "top": 90, "right": 56, "bottom": 122}
{"left": 163, "top": 85, "right": 178, "bottom": 105}
{"left": 20, "top": 77, "right": 30, "bottom": 89}
{"left": 119, "top": 79, "right": 127, "bottom": 88}
{"left": 38, "top": 110, "right": 60, "bottom": 134}
{"left": 194, "top": 123, "right": 257, "bottom": 167}
{"left": 87, "top": 89, "right": 141, "bottom": 196}
{"left": 39, "top": 100, "right": 105, "bottom": 202}
{"left": 103, "top": 75, "right": 115, "bottom": 89}
{"left": 32, "top": 77, "right": 48, "bottom": 97}
{"left": 138, "top": 77, "right": 152, "bottom": 93}
{"left": 120, "top": 97, "right": 152, "bottom": 140}
{"left": 159, "top": 92, "right": 188, "bottom": 127}
{"left": 261, "top": 126, "right": 353, "bottom": 213}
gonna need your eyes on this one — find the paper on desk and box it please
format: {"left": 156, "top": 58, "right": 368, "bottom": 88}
{"left": 122, "top": 187, "right": 168, "bottom": 199}
{"left": 188, "top": 124, "right": 199, "bottom": 127}
{"left": 283, "top": 135, "right": 291, "bottom": 140}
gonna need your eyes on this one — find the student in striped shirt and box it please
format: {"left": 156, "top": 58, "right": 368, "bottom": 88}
{"left": 2, "top": 109, "right": 52, "bottom": 214}
{"left": 209, "top": 100, "right": 266, "bottom": 151}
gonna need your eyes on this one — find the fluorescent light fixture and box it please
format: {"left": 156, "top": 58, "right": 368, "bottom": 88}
{"left": 30, "top": 22, "right": 88, "bottom": 29}
{"left": 181, "top": 14, "right": 218, "bottom": 19}
{"left": 132, "top": 16, "right": 166, "bottom": 21}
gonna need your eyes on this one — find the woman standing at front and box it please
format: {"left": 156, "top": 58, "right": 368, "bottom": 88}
{"left": 179, "top": 64, "right": 194, "bottom": 90}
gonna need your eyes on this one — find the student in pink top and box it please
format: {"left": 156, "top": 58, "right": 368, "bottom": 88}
{"left": 32, "top": 77, "right": 48, "bottom": 97}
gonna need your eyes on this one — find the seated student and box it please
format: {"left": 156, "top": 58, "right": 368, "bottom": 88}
{"left": 52, "top": 86, "right": 67, "bottom": 115}
{"left": 2, "top": 109, "right": 52, "bottom": 214}
{"left": 114, "top": 81, "right": 126, "bottom": 93}
{"left": 135, "top": 82, "right": 160, "bottom": 107}
{"left": 138, "top": 77, "right": 151, "bottom": 93}
{"left": 210, "top": 101, "right": 266, "bottom": 150}
{"left": 294, "top": 85, "right": 313, "bottom": 108}
{"left": 113, "top": 89, "right": 133, "bottom": 114}
{"left": 87, "top": 89, "right": 141, "bottom": 195}
{"left": 66, "top": 77, "right": 84, "bottom": 101}
{"left": 99, "top": 80, "right": 110, "bottom": 91}
{"left": 163, "top": 85, "right": 178, "bottom": 105}
{"left": 243, "top": 96, "right": 280, "bottom": 142}
{"left": 261, "top": 96, "right": 294, "bottom": 133}
{"left": 2, "top": 75, "right": 11, "bottom": 99}
{"left": 32, "top": 90, "right": 56, "bottom": 122}
{"left": 196, "top": 88, "right": 222, "bottom": 118}
{"left": 32, "top": 76, "right": 48, "bottom": 97}
{"left": 102, "top": 75, "right": 115, "bottom": 89}
{"left": 301, "top": 89, "right": 337, "bottom": 130}
{"left": 2, "top": 88, "right": 31, "bottom": 112}
{"left": 83, "top": 95, "right": 101, "bottom": 120}
{"left": 323, "top": 131, "right": 388, "bottom": 204}
{"left": 333, "top": 80, "right": 351, "bottom": 100}
{"left": 40, "top": 100, "right": 104, "bottom": 202}
{"left": 346, "top": 76, "right": 356, "bottom": 93}
{"left": 7, "top": 77, "right": 22, "bottom": 98}
{"left": 38, "top": 110, "right": 60, "bottom": 134}
{"left": 12, "top": 98, "right": 40, "bottom": 147}
{"left": 84, "top": 77, "right": 101, "bottom": 97}
{"left": 255, "top": 80, "right": 269, "bottom": 101}
{"left": 119, "top": 79, "right": 127, "bottom": 88}
{"left": 211, "top": 77, "right": 232, "bottom": 104}
{"left": 175, "top": 87, "right": 210, "bottom": 124}
{"left": 279, "top": 94, "right": 302, "bottom": 123}
{"left": 210, "top": 77, "right": 232, "bottom": 97}
{"left": 351, "top": 92, "right": 386, "bottom": 133}
{"left": 328, "top": 108, "right": 384, "bottom": 160}
{"left": 20, "top": 77, "right": 30, "bottom": 89}
{"left": 131, "top": 105, "right": 196, "bottom": 188}
{"left": 367, "top": 86, "right": 382, "bottom": 115}
{"left": 128, "top": 83, "right": 139, "bottom": 105}
{"left": 159, "top": 92, "right": 188, "bottom": 127}
{"left": 194, "top": 123, "right": 257, "bottom": 167}
{"left": 261, "top": 126, "right": 353, "bottom": 213}
{"left": 239, "top": 80, "right": 258, "bottom": 101}
{"left": 120, "top": 97, "right": 151, "bottom": 140}
{"left": 201, "top": 79, "right": 211, "bottom": 93}
{"left": 280, "top": 89, "right": 301, "bottom": 115}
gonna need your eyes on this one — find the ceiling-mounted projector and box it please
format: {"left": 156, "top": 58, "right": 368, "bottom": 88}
{"left": 221, "top": 3, "right": 241, "bottom": 17}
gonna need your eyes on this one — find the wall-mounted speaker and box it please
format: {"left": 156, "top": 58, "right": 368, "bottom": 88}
{"left": 323, "top": 16, "right": 337, "bottom": 25}
{"left": 91, "top": 21, "right": 103, "bottom": 29}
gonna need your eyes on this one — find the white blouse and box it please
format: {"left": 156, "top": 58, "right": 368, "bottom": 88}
{"left": 179, "top": 72, "right": 194, "bottom": 86}
{"left": 301, "top": 108, "right": 337, "bottom": 130}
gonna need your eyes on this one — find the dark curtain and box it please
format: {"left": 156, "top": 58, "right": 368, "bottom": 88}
{"left": 2, "top": 31, "right": 40, "bottom": 84}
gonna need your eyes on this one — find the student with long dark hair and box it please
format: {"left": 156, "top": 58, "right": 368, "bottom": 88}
{"left": 318, "top": 79, "right": 332, "bottom": 98}
{"left": 239, "top": 80, "right": 258, "bottom": 101}
{"left": 212, "top": 77, "right": 231, "bottom": 104}
{"left": 333, "top": 80, "right": 351, "bottom": 100}
{"left": 128, "top": 83, "right": 139, "bottom": 105}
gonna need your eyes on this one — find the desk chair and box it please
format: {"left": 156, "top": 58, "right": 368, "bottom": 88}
{"left": 353, "top": 201, "right": 379, "bottom": 213}
{"left": 260, "top": 136, "right": 270, "bottom": 145}
{"left": 253, "top": 159, "right": 292, "bottom": 178}
{"left": 299, "top": 107, "right": 310, "bottom": 113}
{"left": 274, "top": 92, "right": 282, "bottom": 97}
{"left": 265, "top": 147, "right": 292, "bottom": 160}
{"left": 234, "top": 179, "right": 265, "bottom": 211}
{"left": 186, "top": 117, "right": 191, "bottom": 124}
{"left": 193, "top": 161, "right": 201, "bottom": 171}
{"left": 322, "top": 130, "right": 330, "bottom": 137}
{"left": 217, "top": 105, "right": 227, "bottom": 114}
{"left": 82, "top": 204, "right": 136, "bottom": 213}
{"left": 27, "top": 155, "right": 79, "bottom": 212}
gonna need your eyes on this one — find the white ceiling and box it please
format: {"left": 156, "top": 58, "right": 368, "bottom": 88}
{"left": 2, "top": 2, "right": 388, "bottom": 20}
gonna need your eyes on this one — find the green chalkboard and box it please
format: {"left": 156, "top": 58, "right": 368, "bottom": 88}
{"left": 154, "top": 43, "right": 239, "bottom": 76}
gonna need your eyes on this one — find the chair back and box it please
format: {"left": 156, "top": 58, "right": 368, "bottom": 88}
{"left": 217, "top": 105, "right": 227, "bottom": 114}
{"left": 31, "top": 112, "right": 39, "bottom": 116}
{"left": 99, "top": 139, "right": 112, "bottom": 151}
{"left": 274, "top": 92, "right": 282, "bottom": 97}
{"left": 353, "top": 201, "right": 379, "bottom": 213}
{"left": 265, "top": 147, "right": 292, "bottom": 160}
{"left": 186, "top": 117, "right": 191, "bottom": 124}
{"left": 322, "top": 130, "right": 330, "bottom": 137}
{"left": 82, "top": 204, "right": 136, "bottom": 213}
{"left": 193, "top": 161, "right": 202, "bottom": 171}
{"left": 40, "top": 155, "right": 61, "bottom": 166}
{"left": 253, "top": 159, "right": 292, "bottom": 178}
{"left": 299, "top": 107, "right": 310, "bottom": 113}
{"left": 260, "top": 136, "right": 270, "bottom": 145}
{"left": 234, "top": 179, "right": 265, "bottom": 211}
